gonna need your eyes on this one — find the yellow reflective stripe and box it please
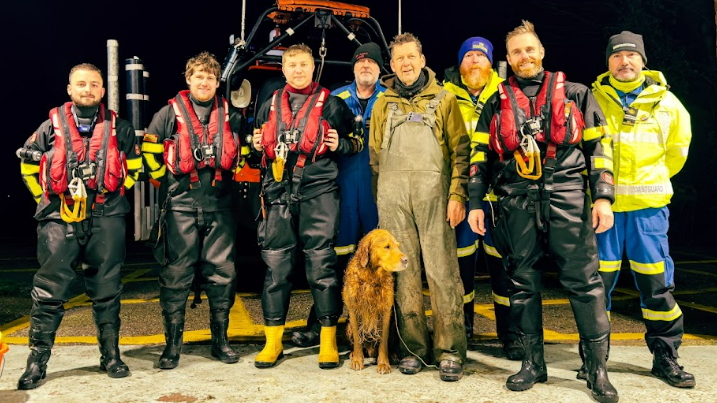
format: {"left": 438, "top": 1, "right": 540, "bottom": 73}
{"left": 473, "top": 131, "right": 490, "bottom": 145}
{"left": 492, "top": 291, "right": 510, "bottom": 307}
{"left": 33, "top": 196, "right": 41, "bottom": 204}
{"left": 124, "top": 176, "right": 136, "bottom": 190}
{"left": 483, "top": 243, "right": 501, "bottom": 258}
{"left": 457, "top": 240, "right": 478, "bottom": 257}
{"left": 23, "top": 176, "right": 43, "bottom": 197}
{"left": 21, "top": 162, "right": 40, "bottom": 174}
{"left": 607, "top": 311, "right": 611, "bottom": 321}
{"left": 150, "top": 165, "right": 166, "bottom": 179}
{"left": 376, "top": 92, "right": 384, "bottom": 98}
{"left": 334, "top": 244, "right": 356, "bottom": 256}
{"left": 599, "top": 260, "right": 621, "bottom": 272}
{"left": 583, "top": 125, "right": 606, "bottom": 141}
{"left": 141, "top": 142, "right": 164, "bottom": 153}
{"left": 642, "top": 304, "right": 682, "bottom": 322}
{"left": 629, "top": 260, "right": 665, "bottom": 275}
{"left": 463, "top": 290, "right": 475, "bottom": 304}
{"left": 144, "top": 154, "right": 161, "bottom": 171}
{"left": 470, "top": 151, "right": 486, "bottom": 164}
{"left": 337, "top": 90, "right": 350, "bottom": 100}
{"left": 126, "top": 156, "right": 142, "bottom": 170}
{"left": 241, "top": 145, "right": 251, "bottom": 157}
{"left": 592, "top": 157, "right": 613, "bottom": 171}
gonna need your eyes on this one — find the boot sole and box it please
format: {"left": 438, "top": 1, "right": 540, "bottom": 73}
{"left": 651, "top": 369, "right": 696, "bottom": 388}
{"left": 211, "top": 350, "right": 240, "bottom": 364}
{"left": 100, "top": 363, "right": 131, "bottom": 378}
{"left": 158, "top": 360, "right": 179, "bottom": 370}
{"left": 506, "top": 374, "right": 548, "bottom": 391}
{"left": 255, "top": 352, "right": 284, "bottom": 368}
{"left": 318, "top": 360, "right": 339, "bottom": 369}
{"left": 439, "top": 373, "right": 463, "bottom": 382}
{"left": 586, "top": 381, "right": 619, "bottom": 403}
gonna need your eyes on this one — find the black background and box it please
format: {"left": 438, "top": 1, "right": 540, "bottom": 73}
{"left": 4, "top": 0, "right": 716, "bottom": 244}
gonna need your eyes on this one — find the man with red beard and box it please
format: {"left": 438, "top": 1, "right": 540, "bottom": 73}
{"left": 443, "top": 37, "right": 522, "bottom": 360}
{"left": 466, "top": 21, "right": 618, "bottom": 403}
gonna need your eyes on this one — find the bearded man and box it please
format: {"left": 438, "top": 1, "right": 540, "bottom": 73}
{"left": 442, "top": 37, "right": 522, "bottom": 360}
{"left": 466, "top": 21, "right": 619, "bottom": 403}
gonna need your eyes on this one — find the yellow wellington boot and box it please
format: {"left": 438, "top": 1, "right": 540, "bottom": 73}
{"left": 318, "top": 326, "right": 339, "bottom": 369}
{"left": 255, "top": 325, "right": 284, "bottom": 368}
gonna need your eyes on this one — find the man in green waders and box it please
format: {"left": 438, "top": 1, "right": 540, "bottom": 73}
{"left": 369, "top": 32, "right": 470, "bottom": 382}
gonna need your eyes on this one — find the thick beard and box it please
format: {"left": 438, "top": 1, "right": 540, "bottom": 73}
{"left": 460, "top": 64, "right": 491, "bottom": 90}
{"left": 512, "top": 58, "right": 543, "bottom": 79}
{"left": 614, "top": 69, "right": 640, "bottom": 82}
{"left": 71, "top": 94, "right": 101, "bottom": 108}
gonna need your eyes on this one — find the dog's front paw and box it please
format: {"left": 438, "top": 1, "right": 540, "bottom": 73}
{"left": 350, "top": 358, "right": 365, "bottom": 371}
{"left": 376, "top": 362, "right": 391, "bottom": 374}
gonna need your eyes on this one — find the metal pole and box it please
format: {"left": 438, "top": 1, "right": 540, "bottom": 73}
{"left": 107, "top": 40, "right": 119, "bottom": 114}
{"left": 241, "top": 0, "right": 247, "bottom": 40}
{"left": 125, "top": 57, "right": 146, "bottom": 242}
{"left": 497, "top": 61, "right": 508, "bottom": 80}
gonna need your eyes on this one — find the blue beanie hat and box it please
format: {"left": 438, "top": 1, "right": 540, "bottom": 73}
{"left": 458, "top": 37, "right": 493, "bottom": 66}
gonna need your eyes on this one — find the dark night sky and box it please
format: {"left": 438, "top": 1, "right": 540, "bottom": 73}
{"left": 4, "top": 0, "right": 717, "bottom": 242}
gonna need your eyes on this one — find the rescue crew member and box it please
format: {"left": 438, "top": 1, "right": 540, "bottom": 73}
{"left": 17, "top": 63, "right": 142, "bottom": 389}
{"left": 443, "top": 36, "right": 522, "bottom": 359}
{"left": 590, "top": 31, "right": 694, "bottom": 388}
{"left": 251, "top": 44, "right": 359, "bottom": 369}
{"left": 142, "top": 52, "right": 241, "bottom": 370}
{"left": 370, "top": 33, "right": 469, "bottom": 382}
{"left": 466, "top": 21, "right": 619, "bottom": 403}
{"left": 291, "top": 42, "right": 386, "bottom": 348}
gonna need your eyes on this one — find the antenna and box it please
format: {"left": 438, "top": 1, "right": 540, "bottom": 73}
{"left": 398, "top": 0, "right": 402, "bottom": 35}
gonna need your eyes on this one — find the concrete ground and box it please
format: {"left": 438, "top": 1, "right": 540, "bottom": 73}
{"left": 0, "top": 343, "right": 715, "bottom": 403}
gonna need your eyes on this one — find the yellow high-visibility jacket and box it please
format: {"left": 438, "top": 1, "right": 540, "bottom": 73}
{"left": 592, "top": 70, "right": 691, "bottom": 212}
{"left": 443, "top": 67, "right": 503, "bottom": 201}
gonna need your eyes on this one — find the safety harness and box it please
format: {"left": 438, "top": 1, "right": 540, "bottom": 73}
{"left": 261, "top": 84, "right": 331, "bottom": 199}
{"left": 490, "top": 71, "right": 584, "bottom": 180}
{"left": 164, "top": 91, "right": 238, "bottom": 189}
{"left": 41, "top": 103, "right": 125, "bottom": 224}
{"left": 489, "top": 72, "right": 585, "bottom": 231}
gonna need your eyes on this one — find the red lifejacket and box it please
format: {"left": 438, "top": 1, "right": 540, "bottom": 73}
{"left": 261, "top": 83, "right": 331, "bottom": 164}
{"left": 490, "top": 71, "right": 584, "bottom": 157}
{"left": 41, "top": 102, "right": 125, "bottom": 196}
{"left": 164, "top": 91, "right": 237, "bottom": 177}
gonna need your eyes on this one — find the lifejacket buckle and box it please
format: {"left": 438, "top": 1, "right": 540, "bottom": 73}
{"left": 520, "top": 117, "right": 542, "bottom": 138}
{"left": 74, "top": 161, "right": 96, "bottom": 181}
{"left": 193, "top": 147, "right": 204, "bottom": 162}
{"left": 201, "top": 144, "right": 215, "bottom": 160}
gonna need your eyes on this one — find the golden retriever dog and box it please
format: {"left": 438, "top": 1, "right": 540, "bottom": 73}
{"left": 342, "top": 229, "right": 408, "bottom": 374}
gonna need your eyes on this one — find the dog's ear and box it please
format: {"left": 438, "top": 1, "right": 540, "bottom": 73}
{"left": 356, "top": 236, "right": 370, "bottom": 268}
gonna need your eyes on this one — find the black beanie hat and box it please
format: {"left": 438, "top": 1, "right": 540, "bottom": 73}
{"left": 606, "top": 31, "right": 647, "bottom": 66}
{"left": 352, "top": 42, "right": 383, "bottom": 68}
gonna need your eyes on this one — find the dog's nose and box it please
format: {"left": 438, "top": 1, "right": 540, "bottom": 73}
{"left": 401, "top": 256, "right": 408, "bottom": 267}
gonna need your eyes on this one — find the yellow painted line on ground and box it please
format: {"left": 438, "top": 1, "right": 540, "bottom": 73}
{"left": 674, "top": 300, "right": 717, "bottom": 315}
{"left": 229, "top": 297, "right": 260, "bottom": 337}
{"left": 124, "top": 277, "right": 158, "bottom": 283}
{"left": 672, "top": 287, "right": 717, "bottom": 296}
{"left": 121, "top": 269, "right": 151, "bottom": 283}
{"left": 676, "top": 259, "right": 717, "bottom": 264}
{"left": 676, "top": 268, "right": 717, "bottom": 279}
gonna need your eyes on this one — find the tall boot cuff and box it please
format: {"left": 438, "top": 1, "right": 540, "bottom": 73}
{"left": 318, "top": 315, "right": 339, "bottom": 327}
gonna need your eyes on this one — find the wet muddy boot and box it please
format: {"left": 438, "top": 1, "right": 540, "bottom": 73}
{"left": 210, "top": 312, "right": 239, "bottom": 364}
{"left": 584, "top": 337, "right": 619, "bottom": 403}
{"left": 651, "top": 340, "right": 696, "bottom": 388}
{"left": 255, "top": 325, "right": 284, "bottom": 368}
{"left": 463, "top": 303, "right": 474, "bottom": 340}
{"left": 98, "top": 324, "right": 130, "bottom": 378}
{"left": 506, "top": 334, "right": 547, "bottom": 392}
{"left": 17, "top": 330, "right": 55, "bottom": 390}
{"left": 158, "top": 315, "right": 184, "bottom": 370}
{"left": 318, "top": 326, "right": 339, "bottom": 369}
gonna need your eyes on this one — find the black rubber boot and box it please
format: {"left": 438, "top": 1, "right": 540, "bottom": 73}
{"left": 506, "top": 333, "right": 548, "bottom": 392}
{"left": 578, "top": 337, "right": 610, "bottom": 381}
{"left": 291, "top": 307, "right": 320, "bottom": 348}
{"left": 651, "top": 340, "right": 696, "bottom": 388}
{"left": 98, "top": 324, "right": 130, "bottom": 378}
{"left": 158, "top": 314, "right": 184, "bottom": 370}
{"left": 463, "top": 302, "right": 474, "bottom": 339}
{"left": 502, "top": 337, "right": 524, "bottom": 361}
{"left": 17, "top": 330, "right": 55, "bottom": 390}
{"left": 584, "top": 337, "right": 619, "bottom": 403}
{"left": 210, "top": 311, "right": 239, "bottom": 364}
